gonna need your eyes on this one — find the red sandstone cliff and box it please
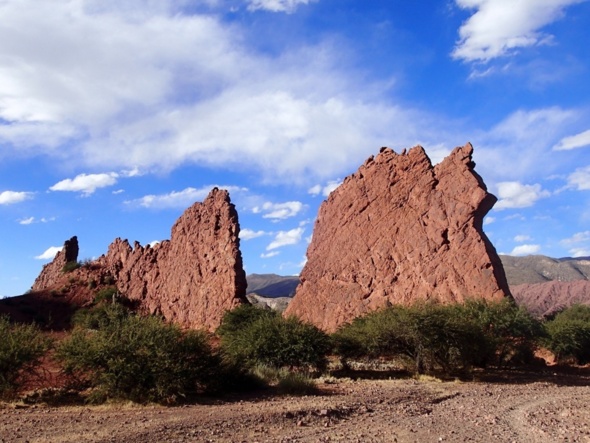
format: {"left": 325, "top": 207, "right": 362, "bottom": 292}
{"left": 285, "top": 143, "right": 510, "bottom": 331}
{"left": 31, "top": 188, "right": 247, "bottom": 331}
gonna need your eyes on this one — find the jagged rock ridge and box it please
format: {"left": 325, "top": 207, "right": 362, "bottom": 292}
{"left": 32, "top": 188, "right": 247, "bottom": 331}
{"left": 285, "top": 143, "right": 510, "bottom": 331}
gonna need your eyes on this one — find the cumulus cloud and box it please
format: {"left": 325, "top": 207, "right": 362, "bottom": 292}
{"left": 567, "top": 166, "right": 590, "bottom": 190}
{"left": 266, "top": 227, "right": 305, "bottom": 250}
{"left": 35, "top": 246, "right": 62, "bottom": 260}
{"left": 553, "top": 129, "right": 590, "bottom": 151}
{"left": 240, "top": 229, "right": 267, "bottom": 240}
{"left": 494, "top": 181, "right": 550, "bottom": 210}
{"left": 509, "top": 244, "right": 541, "bottom": 256}
{"left": 50, "top": 173, "right": 118, "bottom": 195}
{"left": 452, "top": 0, "right": 585, "bottom": 62}
{"left": 0, "top": 190, "right": 33, "bottom": 205}
{"left": 125, "top": 186, "right": 247, "bottom": 209}
{"left": 308, "top": 179, "right": 342, "bottom": 197}
{"left": 0, "top": 0, "right": 434, "bottom": 185}
{"left": 246, "top": 0, "right": 317, "bottom": 13}
{"left": 253, "top": 201, "right": 304, "bottom": 220}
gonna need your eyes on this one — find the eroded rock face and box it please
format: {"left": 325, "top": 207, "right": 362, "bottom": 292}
{"left": 33, "top": 189, "right": 247, "bottom": 331}
{"left": 32, "top": 236, "right": 79, "bottom": 291}
{"left": 512, "top": 281, "right": 590, "bottom": 318}
{"left": 285, "top": 143, "right": 510, "bottom": 331}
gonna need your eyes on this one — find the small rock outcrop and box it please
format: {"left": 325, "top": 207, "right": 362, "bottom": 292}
{"left": 32, "top": 236, "right": 79, "bottom": 291}
{"left": 32, "top": 188, "right": 247, "bottom": 331}
{"left": 285, "top": 143, "right": 510, "bottom": 331}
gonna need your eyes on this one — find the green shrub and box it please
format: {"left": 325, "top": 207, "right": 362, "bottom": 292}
{"left": 93, "top": 286, "right": 119, "bottom": 305}
{"left": 334, "top": 300, "right": 544, "bottom": 373}
{"left": 71, "top": 302, "right": 129, "bottom": 330}
{"left": 216, "top": 304, "right": 275, "bottom": 337}
{"left": 57, "top": 306, "right": 218, "bottom": 404}
{"left": 458, "top": 299, "right": 543, "bottom": 367}
{"left": 218, "top": 305, "right": 330, "bottom": 371}
{"left": 545, "top": 305, "right": 590, "bottom": 364}
{"left": 62, "top": 261, "right": 81, "bottom": 273}
{"left": 0, "top": 316, "right": 52, "bottom": 398}
{"left": 333, "top": 303, "right": 488, "bottom": 375}
{"left": 250, "top": 364, "right": 318, "bottom": 395}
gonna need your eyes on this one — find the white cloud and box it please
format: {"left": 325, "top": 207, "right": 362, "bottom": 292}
{"left": 569, "top": 248, "right": 590, "bottom": 257}
{"left": 253, "top": 201, "right": 304, "bottom": 220}
{"left": 553, "top": 129, "right": 590, "bottom": 151}
{"left": 567, "top": 166, "right": 590, "bottom": 190}
{"left": 240, "top": 229, "right": 267, "bottom": 241}
{"left": 126, "top": 185, "right": 247, "bottom": 209}
{"left": 562, "top": 231, "right": 590, "bottom": 245}
{"left": 261, "top": 251, "right": 280, "bottom": 258}
{"left": 483, "top": 216, "right": 495, "bottom": 225}
{"left": 246, "top": 0, "right": 317, "bottom": 13}
{"left": 50, "top": 172, "right": 118, "bottom": 195}
{"left": 514, "top": 234, "right": 532, "bottom": 242}
{"left": 307, "top": 185, "right": 322, "bottom": 196}
{"left": 509, "top": 244, "right": 541, "bottom": 256}
{"left": 18, "top": 216, "right": 55, "bottom": 225}
{"left": 308, "top": 179, "right": 342, "bottom": 197}
{"left": 0, "top": 190, "right": 33, "bottom": 205}
{"left": 148, "top": 240, "right": 160, "bottom": 248}
{"left": 35, "top": 246, "right": 62, "bottom": 260}
{"left": 452, "top": 0, "right": 585, "bottom": 62}
{"left": 561, "top": 231, "right": 590, "bottom": 257}
{"left": 474, "top": 107, "right": 577, "bottom": 183}
{"left": 266, "top": 227, "right": 305, "bottom": 250}
{"left": 494, "top": 181, "right": 550, "bottom": 210}
{"left": 0, "top": 1, "right": 433, "bottom": 185}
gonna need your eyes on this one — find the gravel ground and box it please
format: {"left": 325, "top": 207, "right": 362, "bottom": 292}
{"left": 2, "top": 369, "right": 590, "bottom": 443}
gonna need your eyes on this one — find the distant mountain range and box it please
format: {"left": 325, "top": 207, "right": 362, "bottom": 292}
{"left": 247, "top": 255, "right": 590, "bottom": 317}
{"left": 499, "top": 255, "right": 590, "bottom": 286}
{"left": 246, "top": 274, "right": 299, "bottom": 298}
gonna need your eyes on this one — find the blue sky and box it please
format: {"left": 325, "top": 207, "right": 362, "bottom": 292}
{"left": 1, "top": 0, "right": 590, "bottom": 297}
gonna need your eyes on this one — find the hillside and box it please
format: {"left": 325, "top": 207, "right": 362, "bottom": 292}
{"left": 499, "top": 254, "right": 590, "bottom": 286}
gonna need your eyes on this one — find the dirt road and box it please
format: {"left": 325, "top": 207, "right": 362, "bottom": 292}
{"left": 2, "top": 370, "right": 590, "bottom": 443}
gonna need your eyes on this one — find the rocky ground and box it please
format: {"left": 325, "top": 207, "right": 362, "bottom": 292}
{"left": 2, "top": 369, "right": 590, "bottom": 443}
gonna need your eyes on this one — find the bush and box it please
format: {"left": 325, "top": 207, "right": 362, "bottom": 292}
{"left": 62, "top": 261, "right": 81, "bottom": 273}
{"left": 93, "top": 286, "right": 119, "bottom": 305}
{"left": 218, "top": 305, "right": 331, "bottom": 371}
{"left": 458, "top": 299, "right": 544, "bottom": 367}
{"left": 250, "top": 365, "right": 318, "bottom": 395}
{"left": 333, "top": 303, "right": 489, "bottom": 375}
{"left": 71, "top": 301, "right": 129, "bottom": 330}
{"left": 57, "top": 306, "right": 218, "bottom": 404}
{"left": 545, "top": 305, "right": 590, "bottom": 364}
{"left": 0, "top": 316, "right": 52, "bottom": 398}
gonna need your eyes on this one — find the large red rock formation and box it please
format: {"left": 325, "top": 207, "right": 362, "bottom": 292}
{"left": 285, "top": 143, "right": 510, "bottom": 331}
{"left": 32, "top": 188, "right": 247, "bottom": 331}
{"left": 32, "top": 236, "right": 79, "bottom": 291}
